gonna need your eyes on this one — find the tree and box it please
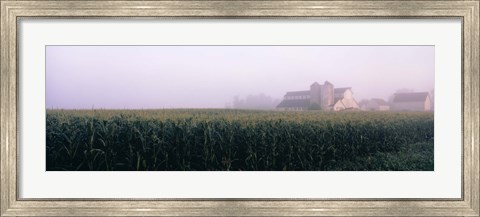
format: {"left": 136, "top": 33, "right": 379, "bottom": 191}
{"left": 230, "top": 93, "right": 281, "bottom": 110}
{"left": 308, "top": 102, "right": 322, "bottom": 110}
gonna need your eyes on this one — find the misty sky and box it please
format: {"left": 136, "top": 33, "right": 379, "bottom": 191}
{"left": 46, "top": 46, "right": 434, "bottom": 109}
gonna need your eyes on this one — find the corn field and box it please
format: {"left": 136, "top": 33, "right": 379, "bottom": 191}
{"left": 46, "top": 109, "right": 434, "bottom": 171}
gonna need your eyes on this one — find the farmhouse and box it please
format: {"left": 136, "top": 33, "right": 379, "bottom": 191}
{"left": 276, "top": 81, "right": 360, "bottom": 111}
{"left": 390, "top": 92, "right": 431, "bottom": 111}
{"left": 361, "top": 98, "right": 390, "bottom": 111}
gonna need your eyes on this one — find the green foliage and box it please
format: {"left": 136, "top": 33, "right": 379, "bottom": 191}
{"left": 46, "top": 109, "right": 434, "bottom": 171}
{"left": 308, "top": 103, "right": 322, "bottom": 110}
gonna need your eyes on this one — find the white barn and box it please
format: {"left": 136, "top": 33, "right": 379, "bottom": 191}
{"left": 391, "top": 92, "right": 431, "bottom": 111}
{"left": 332, "top": 88, "right": 360, "bottom": 111}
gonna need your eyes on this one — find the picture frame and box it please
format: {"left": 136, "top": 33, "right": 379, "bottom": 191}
{"left": 1, "top": 0, "right": 478, "bottom": 216}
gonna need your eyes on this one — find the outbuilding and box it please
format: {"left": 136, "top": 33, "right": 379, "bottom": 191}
{"left": 391, "top": 92, "right": 431, "bottom": 111}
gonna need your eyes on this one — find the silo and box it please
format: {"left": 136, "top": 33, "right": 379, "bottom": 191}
{"left": 321, "top": 81, "right": 334, "bottom": 109}
{"left": 310, "top": 82, "right": 321, "bottom": 106}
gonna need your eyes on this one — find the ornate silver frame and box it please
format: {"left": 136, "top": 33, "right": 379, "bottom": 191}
{"left": 1, "top": 1, "right": 479, "bottom": 216}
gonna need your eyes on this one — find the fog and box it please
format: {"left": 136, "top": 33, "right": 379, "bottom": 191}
{"left": 46, "top": 46, "right": 434, "bottom": 109}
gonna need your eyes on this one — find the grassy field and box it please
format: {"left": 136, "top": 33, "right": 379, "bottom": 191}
{"left": 46, "top": 109, "right": 434, "bottom": 171}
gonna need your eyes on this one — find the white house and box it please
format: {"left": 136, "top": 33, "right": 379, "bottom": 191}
{"left": 391, "top": 92, "right": 431, "bottom": 111}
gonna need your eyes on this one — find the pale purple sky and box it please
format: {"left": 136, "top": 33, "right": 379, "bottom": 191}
{"left": 46, "top": 46, "right": 434, "bottom": 109}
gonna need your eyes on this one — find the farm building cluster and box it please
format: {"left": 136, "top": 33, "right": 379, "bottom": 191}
{"left": 276, "top": 81, "right": 432, "bottom": 112}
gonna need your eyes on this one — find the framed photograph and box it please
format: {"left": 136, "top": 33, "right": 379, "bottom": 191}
{"left": 1, "top": 0, "right": 478, "bottom": 216}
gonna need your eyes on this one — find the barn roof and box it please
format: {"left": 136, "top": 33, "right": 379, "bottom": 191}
{"left": 334, "top": 96, "right": 344, "bottom": 103}
{"left": 276, "top": 99, "right": 310, "bottom": 108}
{"left": 334, "top": 87, "right": 351, "bottom": 95}
{"left": 285, "top": 90, "right": 310, "bottom": 96}
{"left": 333, "top": 98, "right": 345, "bottom": 107}
{"left": 393, "top": 92, "right": 429, "bottom": 102}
